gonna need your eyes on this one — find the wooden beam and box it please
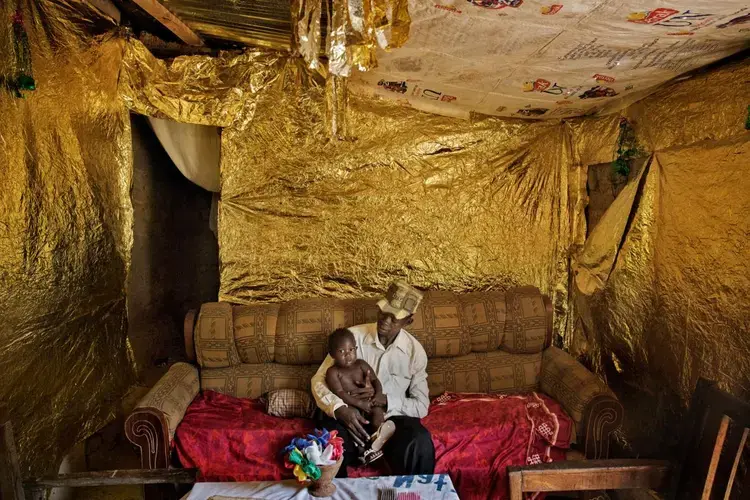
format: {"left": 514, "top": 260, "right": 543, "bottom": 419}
{"left": 130, "top": 0, "right": 203, "bottom": 46}
{"left": 86, "top": 0, "right": 121, "bottom": 23}
{"left": 0, "top": 407, "right": 25, "bottom": 500}
{"left": 24, "top": 468, "right": 196, "bottom": 490}
{"left": 508, "top": 459, "right": 671, "bottom": 494}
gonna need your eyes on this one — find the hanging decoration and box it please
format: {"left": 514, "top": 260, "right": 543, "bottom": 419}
{"left": 613, "top": 118, "right": 645, "bottom": 177}
{"left": 4, "top": 8, "right": 35, "bottom": 98}
{"left": 291, "top": 0, "right": 411, "bottom": 139}
{"left": 293, "top": 0, "right": 411, "bottom": 78}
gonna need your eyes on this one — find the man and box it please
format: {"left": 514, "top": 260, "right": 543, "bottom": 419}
{"left": 311, "top": 281, "right": 436, "bottom": 477}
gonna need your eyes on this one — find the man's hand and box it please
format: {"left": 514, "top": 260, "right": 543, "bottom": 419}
{"left": 370, "top": 393, "right": 387, "bottom": 408}
{"left": 334, "top": 406, "right": 370, "bottom": 447}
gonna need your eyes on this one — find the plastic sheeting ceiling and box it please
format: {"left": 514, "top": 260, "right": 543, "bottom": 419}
{"left": 349, "top": 1, "right": 750, "bottom": 119}
{"left": 0, "top": 0, "right": 134, "bottom": 476}
{"left": 142, "top": 0, "right": 750, "bottom": 120}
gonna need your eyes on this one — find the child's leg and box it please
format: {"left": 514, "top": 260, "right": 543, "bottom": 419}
{"left": 370, "top": 406, "right": 386, "bottom": 430}
{"left": 361, "top": 410, "right": 396, "bottom": 464}
{"left": 347, "top": 408, "right": 368, "bottom": 456}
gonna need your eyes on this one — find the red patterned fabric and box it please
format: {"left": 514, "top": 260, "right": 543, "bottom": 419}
{"left": 175, "top": 391, "right": 315, "bottom": 481}
{"left": 175, "top": 391, "right": 572, "bottom": 498}
{"left": 424, "top": 392, "right": 572, "bottom": 500}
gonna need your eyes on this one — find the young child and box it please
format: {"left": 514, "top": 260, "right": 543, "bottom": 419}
{"left": 325, "top": 328, "right": 395, "bottom": 464}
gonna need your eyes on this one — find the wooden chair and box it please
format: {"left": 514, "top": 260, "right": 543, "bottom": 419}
{"left": 509, "top": 378, "right": 750, "bottom": 499}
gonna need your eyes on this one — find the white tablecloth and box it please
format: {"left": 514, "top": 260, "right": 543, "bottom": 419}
{"left": 184, "top": 474, "right": 460, "bottom": 500}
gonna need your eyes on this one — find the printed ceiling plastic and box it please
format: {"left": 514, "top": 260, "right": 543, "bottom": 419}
{"left": 349, "top": 1, "right": 750, "bottom": 119}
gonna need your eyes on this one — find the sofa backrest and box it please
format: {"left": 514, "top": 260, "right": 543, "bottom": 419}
{"left": 191, "top": 286, "right": 552, "bottom": 368}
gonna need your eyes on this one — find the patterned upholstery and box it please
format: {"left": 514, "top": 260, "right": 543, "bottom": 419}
{"left": 540, "top": 346, "right": 613, "bottom": 437}
{"left": 274, "top": 298, "right": 378, "bottom": 365}
{"left": 407, "top": 291, "right": 472, "bottom": 358}
{"left": 133, "top": 362, "right": 200, "bottom": 440}
{"left": 195, "top": 303, "right": 241, "bottom": 368}
{"left": 459, "top": 291, "right": 507, "bottom": 352}
{"left": 233, "top": 304, "right": 278, "bottom": 364}
{"left": 426, "top": 351, "right": 542, "bottom": 398}
{"left": 201, "top": 363, "right": 319, "bottom": 399}
{"left": 194, "top": 289, "right": 553, "bottom": 392}
{"left": 502, "top": 287, "right": 552, "bottom": 354}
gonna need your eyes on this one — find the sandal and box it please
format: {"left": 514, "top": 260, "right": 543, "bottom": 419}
{"left": 360, "top": 448, "right": 384, "bottom": 465}
{"left": 370, "top": 420, "right": 396, "bottom": 452}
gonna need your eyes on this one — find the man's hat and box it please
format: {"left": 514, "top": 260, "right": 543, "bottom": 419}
{"left": 377, "top": 281, "right": 423, "bottom": 320}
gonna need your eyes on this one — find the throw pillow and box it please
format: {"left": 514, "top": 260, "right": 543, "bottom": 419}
{"left": 265, "top": 388, "right": 315, "bottom": 418}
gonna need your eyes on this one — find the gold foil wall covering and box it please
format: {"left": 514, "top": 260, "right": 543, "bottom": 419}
{"left": 572, "top": 58, "right": 750, "bottom": 453}
{"left": 0, "top": 1, "right": 133, "bottom": 476}
{"left": 219, "top": 62, "right": 575, "bottom": 342}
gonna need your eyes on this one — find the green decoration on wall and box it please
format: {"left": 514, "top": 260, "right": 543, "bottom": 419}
{"left": 3, "top": 9, "right": 36, "bottom": 98}
{"left": 613, "top": 117, "right": 645, "bottom": 177}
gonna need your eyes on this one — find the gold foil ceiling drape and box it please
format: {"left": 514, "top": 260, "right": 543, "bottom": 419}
{"left": 0, "top": 1, "right": 133, "bottom": 476}
{"left": 119, "top": 40, "right": 286, "bottom": 130}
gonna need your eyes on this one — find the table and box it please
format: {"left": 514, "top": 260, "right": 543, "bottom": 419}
{"left": 183, "top": 474, "right": 460, "bottom": 499}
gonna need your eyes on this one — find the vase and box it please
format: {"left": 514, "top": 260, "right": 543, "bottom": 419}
{"left": 308, "top": 457, "right": 343, "bottom": 497}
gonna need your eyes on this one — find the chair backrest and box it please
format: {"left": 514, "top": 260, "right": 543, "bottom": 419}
{"left": 672, "top": 378, "right": 750, "bottom": 500}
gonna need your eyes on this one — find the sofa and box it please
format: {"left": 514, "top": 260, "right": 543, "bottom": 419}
{"left": 125, "top": 287, "right": 623, "bottom": 496}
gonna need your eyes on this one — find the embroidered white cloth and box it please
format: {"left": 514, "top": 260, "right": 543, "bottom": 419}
{"left": 185, "top": 474, "right": 459, "bottom": 500}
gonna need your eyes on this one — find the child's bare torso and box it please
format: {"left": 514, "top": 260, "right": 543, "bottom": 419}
{"left": 328, "top": 360, "right": 369, "bottom": 392}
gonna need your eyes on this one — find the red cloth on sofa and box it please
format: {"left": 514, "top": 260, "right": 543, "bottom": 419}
{"left": 175, "top": 390, "right": 316, "bottom": 482}
{"left": 424, "top": 392, "right": 572, "bottom": 500}
{"left": 175, "top": 391, "right": 572, "bottom": 499}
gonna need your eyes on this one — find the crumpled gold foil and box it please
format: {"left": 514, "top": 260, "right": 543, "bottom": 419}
{"left": 0, "top": 1, "right": 133, "bottom": 476}
{"left": 119, "top": 39, "right": 285, "bottom": 130}
{"left": 293, "top": 0, "right": 410, "bottom": 77}
{"left": 571, "top": 57, "right": 750, "bottom": 453}
{"left": 625, "top": 60, "right": 750, "bottom": 153}
{"left": 574, "top": 138, "right": 750, "bottom": 452}
{"left": 292, "top": 0, "right": 322, "bottom": 69}
{"left": 325, "top": 74, "right": 349, "bottom": 138}
{"left": 218, "top": 62, "right": 574, "bottom": 343}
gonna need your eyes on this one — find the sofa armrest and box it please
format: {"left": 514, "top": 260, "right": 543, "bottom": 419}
{"left": 125, "top": 362, "right": 199, "bottom": 469}
{"left": 540, "top": 347, "right": 623, "bottom": 459}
